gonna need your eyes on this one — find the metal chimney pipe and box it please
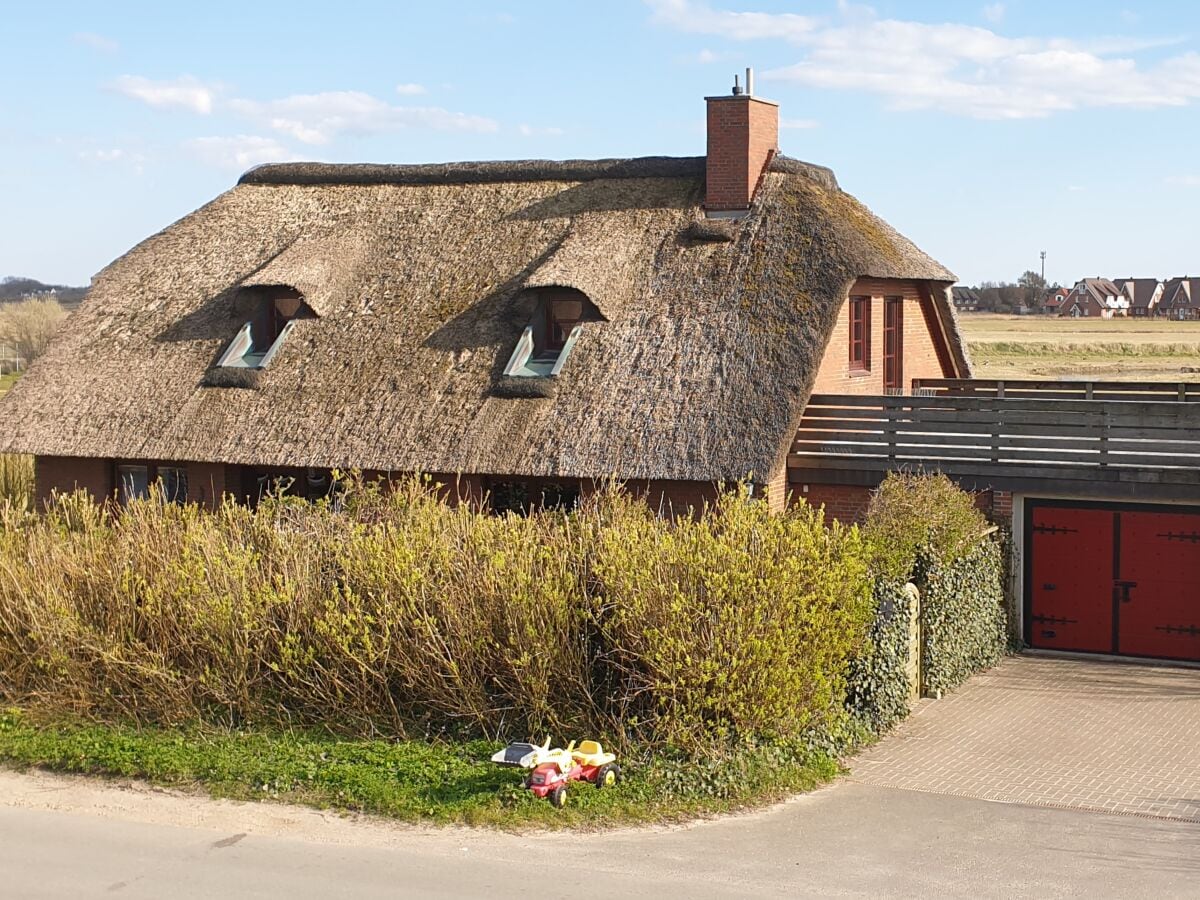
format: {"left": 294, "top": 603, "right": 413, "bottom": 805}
{"left": 746, "top": 67, "right": 754, "bottom": 96}
{"left": 732, "top": 73, "right": 742, "bottom": 96}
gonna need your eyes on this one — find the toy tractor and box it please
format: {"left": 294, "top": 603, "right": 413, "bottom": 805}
{"left": 491, "top": 738, "right": 620, "bottom": 808}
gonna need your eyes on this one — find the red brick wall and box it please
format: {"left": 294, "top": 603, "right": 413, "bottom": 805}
{"left": 790, "top": 482, "right": 873, "bottom": 524}
{"left": 34, "top": 456, "right": 112, "bottom": 505}
{"left": 705, "top": 96, "right": 778, "bottom": 211}
{"left": 764, "top": 456, "right": 789, "bottom": 513}
{"left": 973, "top": 489, "right": 1013, "bottom": 526}
{"left": 186, "top": 462, "right": 229, "bottom": 509}
{"left": 619, "top": 479, "right": 722, "bottom": 518}
{"left": 791, "top": 480, "right": 1015, "bottom": 528}
{"left": 429, "top": 473, "right": 487, "bottom": 509}
{"left": 811, "top": 279, "right": 954, "bottom": 395}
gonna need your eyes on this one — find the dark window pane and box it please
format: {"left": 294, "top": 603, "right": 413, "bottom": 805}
{"left": 117, "top": 465, "right": 149, "bottom": 505}
{"left": 159, "top": 467, "right": 188, "bottom": 504}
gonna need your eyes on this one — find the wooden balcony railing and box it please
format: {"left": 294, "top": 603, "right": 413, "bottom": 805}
{"left": 912, "top": 378, "right": 1200, "bottom": 403}
{"left": 790, "top": 393, "right": 1200, "bottom": 488}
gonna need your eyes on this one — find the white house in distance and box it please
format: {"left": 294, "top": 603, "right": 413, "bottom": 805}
{"left": 1113, "top": 278, "right": 1163, "bottom": 318}
{"left": 1060, "top": 278, "right": 1130, "bottom": 318}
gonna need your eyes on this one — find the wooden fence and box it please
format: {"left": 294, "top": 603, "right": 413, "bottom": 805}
{"left": 911, "top": 378, "right": 1200, "bottom": 403}
{"left": 790, "top": 393, "right": 1200, "bottom": 488}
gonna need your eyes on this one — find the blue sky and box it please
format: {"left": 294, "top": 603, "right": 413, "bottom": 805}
{"left": 4, "top": 0, "right": 1200, "bottom": 287}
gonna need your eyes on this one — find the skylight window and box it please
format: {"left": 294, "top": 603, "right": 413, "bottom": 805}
{"left": 503, "top": 289, "right": 598, "bottom": 378}
{"left": 217, "top": 286, "right": 312, "bottom": 369}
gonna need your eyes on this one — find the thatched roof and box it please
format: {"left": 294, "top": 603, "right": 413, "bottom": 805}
{"left": 0, "top": 154, "right": 963, "bottom": 481}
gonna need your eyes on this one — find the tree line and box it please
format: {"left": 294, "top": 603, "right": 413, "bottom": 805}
{"left": 970, "top": 271, "right": 1060, "bottom": 313}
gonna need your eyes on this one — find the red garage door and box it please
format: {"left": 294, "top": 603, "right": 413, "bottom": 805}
{"left": 1026, "top": 501, "right": 1200, "bottom": 662}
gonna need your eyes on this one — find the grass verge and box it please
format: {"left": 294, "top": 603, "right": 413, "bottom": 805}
{"left": 973, "top": 340, "right": 1200, "bottom": 358}
{"left": 0, "top": 709, "right": 843, "bottom": 829}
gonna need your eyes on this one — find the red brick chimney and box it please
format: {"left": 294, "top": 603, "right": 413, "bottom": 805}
{"left": 705, "top": 70, "right": 779, "bottom": 213}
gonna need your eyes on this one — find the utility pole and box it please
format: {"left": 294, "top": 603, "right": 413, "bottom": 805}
{"left": 1040, "top": 250, "right": 1046, "bottom": 284}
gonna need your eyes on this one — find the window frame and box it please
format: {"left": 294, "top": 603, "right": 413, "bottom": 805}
{"left": 114, "top": 462, "right": 189, "bottom": 506}
{"left": 883, "top": 296, "right": 904, "bottom": 391}
{"left": 544, "top": 296, "right": 584, "bottom": 354}
{"left": 849, "top": 295, "right": 872, "bottom": 372}
{"left": 503, "top": 288, "right": 598, "bottom": 379}
{"left": 216, "top": 286, "right": 311, "bottom": 371}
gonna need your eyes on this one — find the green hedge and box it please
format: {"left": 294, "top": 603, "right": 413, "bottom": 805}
{"left": 856, "top": 472, "right": 1010, "bottom": 721}
{"left": 918, "top": 540, "right": 1008, "bottom": 696}
{"left": 845, "top": 579, "right": 913, "bottom": 733}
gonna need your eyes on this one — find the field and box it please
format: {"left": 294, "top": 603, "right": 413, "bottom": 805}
{"left": 959, "top": 314, "right": 1200, "bottom": 381}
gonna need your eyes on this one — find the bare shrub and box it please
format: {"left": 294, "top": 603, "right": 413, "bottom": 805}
{"left": 0, "top": 478, "right": 877, "bottom": 751}
{"left": 0, "top": 297, "right": 68, "bottom": 366}
{"left": 0, "top": 455, "right": 33, "bottom": 507}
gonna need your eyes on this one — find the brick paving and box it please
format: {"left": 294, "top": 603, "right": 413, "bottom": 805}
{"left": 849, "top": 654, "right": 1200, "bottom": 822}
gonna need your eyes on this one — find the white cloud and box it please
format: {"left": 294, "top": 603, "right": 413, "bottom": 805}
{"left": 72, "top": 31, "right": 118, "bottom": 53}
{"left": 780, "top": 117, "right": 820, "bottom": 129}
{"left": 648, "top": 0, "right": 818, "bottom": 41}
{"left": 75, "top": 145, "right": 149, "bottom": 174}
{"left": 186, "top": 135, "right": 301, "bottom": 170}
{"left": 648, "top": 0, "right": 1200, "bottom": 120}
{"left": 229, "top": 91, "right": 499, "bottom": 144}
{"left": 111, "top": 75, "right": 216, "bottom": 114}
{"left": 77, "top": 148, "right": 125, "bottom": 162}
{"left": 982, "top": 3, "right": 1005, "bottom": 24}
{"left": 517, "top": 124, "right": 566, "bottom": 137}
{"left": 395, "top": 83, "right": 427, "bottom": 96}
{"left": 1166, "top": 175, "right": 1200, "bottom": 187}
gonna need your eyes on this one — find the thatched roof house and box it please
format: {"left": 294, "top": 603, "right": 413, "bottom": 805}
{"left": 1, "top": 82, "right": 967, "bottom": 511}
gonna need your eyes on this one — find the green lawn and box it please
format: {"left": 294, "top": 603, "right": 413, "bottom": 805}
{"left": 0, "top": 709, "right": 842, "bottom": 829}
{"left": 0, "top": 372, "right": 19, "bottom": 396}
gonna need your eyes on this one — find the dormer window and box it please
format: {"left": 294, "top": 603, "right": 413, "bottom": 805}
{"left": 217, "top": 286, "right": 313, "bottom": 369}
{"left": 545, "top": 296, "right": 583, "bottom": 353}
{"left": 504, "top": 288, "right": 600, "bottom": 378}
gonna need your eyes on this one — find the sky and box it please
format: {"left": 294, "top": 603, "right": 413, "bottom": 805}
{"left": 3, "top": 0, "right": 1200, "bottom": 288}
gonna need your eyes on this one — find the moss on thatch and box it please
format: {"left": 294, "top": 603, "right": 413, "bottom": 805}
{"left": 0, "top": 155, "right": 963, "bottom": 481}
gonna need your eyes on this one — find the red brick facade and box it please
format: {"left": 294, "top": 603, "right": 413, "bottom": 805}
{"left": 789, "top": 482, "right": 1014, "bottom": 529}
{"left": 186, "top": 462, "right": 228, "bottom": 507}
{"left": 792, "top": 483, "right": 873, "bottom": 524}
{"left": 34, "top": 456, "right": 112, "bottom": 504}
{"left": 705, "top": 95, "right": 778, "bottom": 211}
{"left": 811, "top": 278, "right": 955, "bottom": 395}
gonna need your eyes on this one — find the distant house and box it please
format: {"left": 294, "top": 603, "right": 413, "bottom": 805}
{"left": 1160, "top": 277, "right": 1200, "bottom": 320}
{"left": 1060, "top": 278, "right": 1129, "bottom": 318}
{"left": 1113, "top": 278, "right": 1163, "bottom": 318}
{"left": 951, "top": 286, "right": 980, "bottom": 312}
{"left": 1041, "top": 286, "right": 1069, "bottom": 315}
{"left": 0, "top": 81, "right": 968, "bottom": 512}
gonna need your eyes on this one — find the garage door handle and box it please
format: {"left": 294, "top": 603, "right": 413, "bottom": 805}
{"left": 1114, "top": 581, "right": 1137, "bottom": 603}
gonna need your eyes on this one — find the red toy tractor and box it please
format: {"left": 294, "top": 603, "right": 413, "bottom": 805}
{"left": 492, "top": 738, "right": 620, "bottom": 808}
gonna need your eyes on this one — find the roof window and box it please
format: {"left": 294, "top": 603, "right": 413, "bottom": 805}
{"left": 503, "top": 289, "right": 599, "bottom": 378}
{"left": 217, "top": 286, "right": 313, "bottom": 369}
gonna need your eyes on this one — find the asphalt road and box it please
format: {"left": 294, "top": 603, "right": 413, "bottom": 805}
{"left": 2, "top": 771, "right": 1198, "bottom": 899}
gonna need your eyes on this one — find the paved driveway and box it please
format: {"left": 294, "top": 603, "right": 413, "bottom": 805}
{"left": 850, "top": 654, "right": 1200, "bottom": 822}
